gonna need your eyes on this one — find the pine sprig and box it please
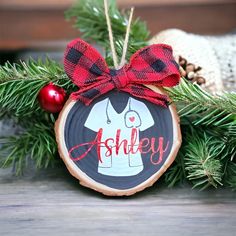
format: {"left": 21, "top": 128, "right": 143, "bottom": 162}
{"left": 164, "top": 151, "right": 186, "bottom": 187}
{"left": 0, "top": 59, "right": 74, "bottom": 174}
{"left": 0, "top": 59, "right": 75, "bottom": 117}
{"left": 167, "top": 79, "right": 236, "bottom": 116}
{"left": 0, "top": 58, "right": 64, "bottom": 82}
{"left": 165, "top": 80, "right": 236, "bottom": 189}
{"left": 224, "top": 161, "right": 236, "bottom": 190}
{"left": 0, "top": 119, "right": 57, "bottom": 175}
{"left": 65, "top": 0, "right": 149, "bottom": 64}
{"left": 0, "top": 79, "right": 46, "bottom": 117}
{"left": 184, "top": 132, "right": 223, "bottom": 190}
{"left": 167, "top": 79, "right": 236, "bottom": 160}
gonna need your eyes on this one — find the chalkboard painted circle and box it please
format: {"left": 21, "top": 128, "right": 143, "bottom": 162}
{"left": 55, "top": 86, "right": 181, "bottom": 196}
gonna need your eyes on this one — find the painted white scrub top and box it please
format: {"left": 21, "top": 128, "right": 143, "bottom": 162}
{"left": 84, "top": 97, "right": 154, "bottom": 176}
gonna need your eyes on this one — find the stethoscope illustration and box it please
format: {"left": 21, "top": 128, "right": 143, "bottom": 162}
{"left": 105, "top": 97, "right": 142, "bottom": 128}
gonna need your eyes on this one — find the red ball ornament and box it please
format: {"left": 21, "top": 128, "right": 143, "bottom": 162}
{"left": 38, "top": 83, "right": 66, "bottom": 113}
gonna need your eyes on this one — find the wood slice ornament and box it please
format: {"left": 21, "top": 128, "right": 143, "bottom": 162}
{"left": 55, "top": 38, "right": 182, "bottom": 196}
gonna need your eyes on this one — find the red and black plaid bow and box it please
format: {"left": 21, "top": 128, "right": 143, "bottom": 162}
{"left": 64, "top": 38, "right": 180, "bottom": 107}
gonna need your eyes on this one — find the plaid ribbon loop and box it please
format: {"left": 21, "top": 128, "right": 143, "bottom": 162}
{"left": 64, "top": 38, "right": 181, "bottom": 107}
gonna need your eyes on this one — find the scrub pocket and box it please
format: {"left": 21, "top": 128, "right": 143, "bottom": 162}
{"left": 128, "top": 145, "right": 143, "bottom": 167}
{"left": 98, "top": 145, "right": 112, "bottom": 168}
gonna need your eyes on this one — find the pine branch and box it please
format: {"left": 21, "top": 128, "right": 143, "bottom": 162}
{"left": 65, "top": 0, "right": 149, "bottom": 64}
{"left": 184, "top": 132, "right": 223, "bottom": 190}
{"left": 223, "top": 161, "right": 236, "bottom": 190}
{"left": 0, "top": 59, "right": 75, "bottom": 117}
{"left": 164, "top": 122, "right": 234, "bottom": 189}
{"left": 0, "top": 59, "right": 74, "bottom": 175}
{"left": 0, "top": 58, "right": 64, "bottom": 82}
{"left": 0, "top": 119, "right": 58, "bottom": 175}
{"left": 165, "top": 79, "right": 236, "bottom": 189}
{"left": 167, "top": 79, "right": 236, "bottom": 154}
{"left": 167, "top": 79, "right": 236, "bottom": 117}
{"left": 164, "top": 150, "right": 187, "bottom": 187}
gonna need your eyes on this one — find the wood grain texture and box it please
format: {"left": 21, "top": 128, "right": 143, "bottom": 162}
{"left": 0, "top": 167, "right": 236, "bottom": 236}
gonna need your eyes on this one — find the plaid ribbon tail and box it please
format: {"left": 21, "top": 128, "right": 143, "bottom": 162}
{"left": 71, "top": 80, "right": 115, "bottom": 105}
{"left": 121, "top": 84, "right": 169, "bottom": 107}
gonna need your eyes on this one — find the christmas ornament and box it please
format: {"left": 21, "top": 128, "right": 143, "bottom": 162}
{"left": 55, "top": 38, "right": 182, "bottom": 196}
{"left": 150, "top": 29, "right": 236, "bottom": 93}
{"left": 38, "top": 83, "right": 66, "bottom": 113}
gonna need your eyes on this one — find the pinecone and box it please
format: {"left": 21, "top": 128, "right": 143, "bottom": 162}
{"left": 178, "top": 56, "right": 206, "bottom": 85}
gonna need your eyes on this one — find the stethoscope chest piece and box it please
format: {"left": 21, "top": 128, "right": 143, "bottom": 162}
{"left": 124, "top": 110, "right": 141, "bottom": 128}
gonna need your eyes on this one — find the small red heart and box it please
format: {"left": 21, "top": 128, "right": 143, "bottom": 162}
{"left": 129, "top": 116, "right": 135, "bottom": 122}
